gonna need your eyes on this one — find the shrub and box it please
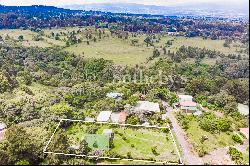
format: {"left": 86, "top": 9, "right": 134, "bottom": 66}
{"left": 126, "top": 116, "right": 140, "bottom": 125}
{"left": 197, "top": 146, "right": 207, "bottom": 157}
{"left": 122, "top": 136, "right": 127, "bottom": 141}
{"left": 162, "top": 128, "right": 170, "bottom": 133}
{"left": 127, "top": 152, "right": 132, "bottom": 158}
{"left": 151, "top": 146, "right": 159, "bottom": 155}
{"left": 232, "top": 134, "right": 243, "bottom": 144}
{"left": 228, "top": 147, "right": 243, "bottom": 164}
{"left": 149, "top": 157, "right": 156, "bottom": 161}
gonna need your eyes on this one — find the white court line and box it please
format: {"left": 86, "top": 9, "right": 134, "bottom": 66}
{"left": 44, "top": 118, "right": 182, "bottom": 164}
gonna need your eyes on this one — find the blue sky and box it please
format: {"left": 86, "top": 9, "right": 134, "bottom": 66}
{"left": 0, "top": 0, "right": 248, "bottom": 7}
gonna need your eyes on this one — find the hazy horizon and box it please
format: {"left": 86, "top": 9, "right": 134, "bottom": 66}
{"left": 0, "top": 0, "right": 248, "bottom": 8}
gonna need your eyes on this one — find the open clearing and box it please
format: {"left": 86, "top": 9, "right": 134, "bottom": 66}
{"left": 45, "top": 120, "right": 180, "bottom": 164}
{"left": 0, "top": 27, "right": 246, "bottom": 66}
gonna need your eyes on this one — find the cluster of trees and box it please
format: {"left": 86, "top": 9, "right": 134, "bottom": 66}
{"left": 198, "top": 112, "right": 232, "bottom": 133}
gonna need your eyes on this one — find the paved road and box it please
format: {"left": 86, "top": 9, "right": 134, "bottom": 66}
{"left": 163, "top": 101, "right": 203, "bottom": 165}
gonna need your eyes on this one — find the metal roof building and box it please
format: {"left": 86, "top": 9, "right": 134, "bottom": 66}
{"left": 134, "top": 101, "right": 160, "bottom": 113}
{"left": 97, "top": 111, "right": 112, "bottom": 122}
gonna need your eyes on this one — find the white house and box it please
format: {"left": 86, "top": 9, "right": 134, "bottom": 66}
{"left": 97, "top": 111, "right": 112, "bottom": 122}
{"left": 178, "top": 95, "right": 193, "bottom": 102}
{"left": 134, "top": 101, "right": 160, "bottom": 114}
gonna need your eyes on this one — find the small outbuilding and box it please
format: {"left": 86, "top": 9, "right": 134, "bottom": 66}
{"left": 97, "top": 111, "right": 112, "bottom": 122}
{"left": 85, "top": 117, "right": 95, "bottom": 122}
{"left": 106, "top": 92, "right": 123, "bottom": 100}
{"left": 102, "top": 129, "right": 114, "bottom": 140}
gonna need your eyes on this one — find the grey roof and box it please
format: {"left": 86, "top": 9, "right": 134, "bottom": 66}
{"left": 110, "top": 112, "right": 120, "bottom": 123}
{"left": 97, "top": 111, "right": 112, "bottom": 122}
{"left": 134, "top": 101, "right": 160, "bottom": 113}
{"left": 85, "top": 117, "right": 95, "bottom": 122}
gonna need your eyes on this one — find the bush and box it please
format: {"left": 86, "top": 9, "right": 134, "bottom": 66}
{"left": 149, "top": 157, "right": 156, "bottom": 161}
{"left": 228, "top": 147, "right": 243, "bottom": 164}
{"left": 151, "top": 146, "right": 159, "bottom": 155}
{"left": 161, "top": 128, "right": 170, "bottom": 133}
{"left": 126, "top": 116, "right": 140, "bottom": 125}
{"left": 122, "top": 136, "right": 127, "bottom": 141}
{"left": 197, "top": 146, "right": 207, "bottom": 157}
{"left": 199, "top": 112, "right": 231, "bottom": 133}
{"left": 232, "top": 134, "right": 243, "bottom": 144}
{"left": 127, "top": 152, "right": 132, "bottom": 158}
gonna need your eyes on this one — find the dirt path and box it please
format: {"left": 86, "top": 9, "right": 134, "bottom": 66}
{"left": 202, "top": 140, "right": 249, "bottom": 165}
{"left": 163, "top": 101, "right": 203, "bottom": 165}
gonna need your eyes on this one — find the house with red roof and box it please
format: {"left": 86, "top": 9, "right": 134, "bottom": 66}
{"left": 180, "top": 101, "right": 198, "bottom": 113}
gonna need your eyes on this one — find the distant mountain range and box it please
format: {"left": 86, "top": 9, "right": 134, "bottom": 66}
{"left": 63, "top": 2, "right": 249, "bottom": 19}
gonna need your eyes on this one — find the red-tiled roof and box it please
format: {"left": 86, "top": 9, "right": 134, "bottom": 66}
{"left": 119, "top": 112, "right": 127, "bottom": 123}
{"left": 180, "top": 101, "right": 197, "bottom": 107}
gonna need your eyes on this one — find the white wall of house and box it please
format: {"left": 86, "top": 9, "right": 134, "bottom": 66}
{"left": 181, "top": 106, "right": 197, "bottom": 111}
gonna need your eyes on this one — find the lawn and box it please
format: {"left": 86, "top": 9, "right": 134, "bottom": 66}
{"left": 64, "top": 37, "right": 152, "bottom": 66}
{"left": 60, "top": 122, "right": 179, "bottom": 163}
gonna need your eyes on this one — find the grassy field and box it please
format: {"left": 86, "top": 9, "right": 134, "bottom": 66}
{"left": 243, "top": 147, "right": 249, "bottom": 164}
{"left": 0, "top": 27, "right": 246, "bottom": 66}
{"left": 185, "top": 120, "right": 235, "bottom": 154}
{"left": 61, "top": 122, "right": 180, "bottom": 163}
{"left": 64, "top": 37, "right": 152, "bottom": 66}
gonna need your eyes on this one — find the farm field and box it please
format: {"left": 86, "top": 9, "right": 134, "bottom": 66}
{"left": 0, "top": 27, "right": 246, "bottom": 66}
{"left": 47, "top": 121, "right": 180, "bottom": 164}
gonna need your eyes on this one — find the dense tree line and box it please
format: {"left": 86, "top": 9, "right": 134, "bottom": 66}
{"left": 0, "top": 5, "right": 248, "bottom": 40}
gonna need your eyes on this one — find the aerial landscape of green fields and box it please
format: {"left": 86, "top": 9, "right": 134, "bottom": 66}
{"left": 0, "top": 0, "right": 249, "bottom": 165}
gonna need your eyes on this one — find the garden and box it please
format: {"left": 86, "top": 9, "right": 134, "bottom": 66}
{"left": 46, "top": 121, "right": 180, "bottom": 164}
